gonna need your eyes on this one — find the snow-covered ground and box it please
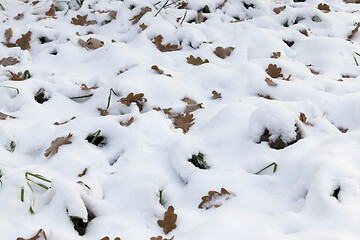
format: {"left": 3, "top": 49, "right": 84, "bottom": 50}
{"left": 1, "top": 0, "right": 360, "bottom": 239}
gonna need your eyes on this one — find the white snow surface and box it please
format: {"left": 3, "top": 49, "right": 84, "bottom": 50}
{"left": 0, "top": 0, "right": 360, "bottom": 239}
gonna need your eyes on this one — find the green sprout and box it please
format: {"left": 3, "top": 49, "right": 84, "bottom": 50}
{"left": 180, "top": 9, "right": 187, "bottom": 25}
{"left": 25, "top": 172, "right": 51, "bottom": 190}
{"left": 188, "top": 153, "right": 210, "bottom": 169}
{"left": 1, "top": 86, "right": 19, "bottom": 94}
{"left": 159, "top": 189, "right": 163, "bottom": 204}
{"left": 70, "top": 94, "right": 93, "bottom": 100}
{"left": 22, "top": 70, "right": 31, "bottom": 79}
{"left": 255, "top": 162, "right": 278, "bottom": 175}
{"left": 70, "top": 216, "right": 88, "bottom": 236}
{"left": 9, "top": 141, "right": 16, "bottom": 153}
{"left": 354, "top": 52, "right": 360, "bottom": 66}
{"left": 105, "top": 88, "right": 118, "bottom": 112}
{"left": 21, "top": 186, "right": 24, "bottom": 202}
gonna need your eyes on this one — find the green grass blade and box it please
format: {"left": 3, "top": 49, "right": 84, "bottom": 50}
{"left": 255, "top": 162, "right": 278, "bottom": 174}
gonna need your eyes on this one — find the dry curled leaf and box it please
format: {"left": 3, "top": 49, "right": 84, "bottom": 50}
{"left": 81, "top": 84, "right": 99, "bottom": 91}
{"left": 271, "top": 52, "right": 281, "bottom": 59}
{"left": 151, "top": 65, "right": 172, "bottom": 77}
{"left": 0, "top": 57, "right": 19, "bottom": 66}
{"left": 173, "top": 112, "right": 194, "bottom": 133}
{"left": 119, "top": 92, "right": 147, "bottom": 111}
{"left": 199, "top": 188, "right": 232, "bottom": 210}
{"left": 109, "top": 10, "right": 117, "bottom": 20}
{"left": 120, "top": 117, "right": 134, "bottom": 127}
{"left": 196, "top": 10, "right": 205, "bottom": 23}
{"left": 157, "top": 206, "right": 177, "bottom": 234}
{"left": 266, "top": 64, "right": 283, "bottom": 78}
{"left": 4, "top": 28, "right": 13, "bottom": 42}
{"left": 101, "top": 237, "right": 120, "bottom": 240}
{"left": 176, "top": 1, "right": 188, "bottom": 9}
{"left": 44, "top": 133, "right": 73, "bottom": 157}
{"left": 150, "top": 236, "right": 174, "bottom": 240}
{"left": 344, "top": 0, "right": 360, "bottom": 3}
{"left": 129, "top": 6, "right": 151, "bottom": 24}
{"left": 153, "top": 35, "right": 181, "bottom": 52}
{"left": 212, "top": 90, "right": 222, "bottom": 99}
{"left": 338, "top": 127, "right": 348, "bottom": 133}
{"left": 97, "top": 108, "right": 109, "bottom": 116}
{"left": 0, "top": 112, "right": 16, "bottom": 120}
{"left": 78, "top": 168, "right": 87, "bottom": 177}
{"left": 273, "top": 5, "right": 286, "bottom": 14}
{"left": 182, "top": 97, "right": 203, "bottom": 113}
{"left": 77, "top": 181, "right": 91, "bottom": 189}
{"left": 16, "top": 31, "right": 32, "bottom": 50}
{"left": 14, "top": 13, "right": 24, "bottom": 20}
{"left": 71, "top": 15, "right": 97, "bottom": 26}
{"left": 299, "top": 112, "right": 313, "bottom": 126}
{"left": 216, "top": 0, "right": 227, "bottom": 9}
{"left": 32, "top": 1, "right": 40, "bottom": 6}
{"left": 186, "top": 55, "right": 209, "bottom": 65}
{"left": 258, "top": 93, "right": 274, "bottom": 100}
{"left": 154, "top": 107, "right": 173, "bottom": 117}
{"left": 140, "top": 23, "right": 147, "bottom": 31}
{"left": 265, "top": 77, "right": 277, "bottom": 86}
{"left": 17, "top": 229, "right": 47, "bottom": 240}
{"left": 318, "top": 3, "right": 330, "bottom": 12}
{"left": 348, "top": 23, "right": 359, "bottom": 39}
{"left": 78, "top": 38, "right": 104, "bottom": 50}
{"left": 213, "top": 46, "right": 234, "bottom": 59}
{"left": 54, "top": 116, "right": 76, "bottom": 125}
{"left": 45, "top": 4, "right": 56, "bottom": 17}
{"left": 282, "top": 74, "right": 292, "bottom": 81}
{"left": 8, "top": 71, "right": 25, "bottom": 81}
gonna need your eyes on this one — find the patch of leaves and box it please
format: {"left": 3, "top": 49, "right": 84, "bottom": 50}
{"left": 259, "top": 127, "right": 302, "bottom": 150}
{"left": 54, "top": 116, "right": 76, "bottom": 125}
{"left": 0, "top": 112, "right": 16, "bottom": 120}
{"left": 150, "top": 236, "right": 174, "bottom": 240}
{"left": 198, "top": 188, "right": 232, "bottom": 209}
{"left": 299, "top": 112, "right": 313, "bottom": 126}
{"left": 16, "top": 229, "right": 47, "bottom": 240}
{"left": 318, "top": 3, "right": 330, "bottom": 13}
{"left": 45, "top": 4, "right": 56, "bottom": 17}
{"left": 213, "top": 46, "right": 234, "bottom": 59}
{"left": 0, "top": 57, "right": 19, "bottom": 66}
{"left": 120, "top": 117, "right": 135, "bottom": 127}
{"left": 173, "top": 112, "right": 194, "bottom": 133}
{"left": 119, "top": 92, "right": 147, "bottom": 111}
{"left": 265, "top": 77, "right": 277, "bottom": 86}
{"left": 157, "top": 206, "right": 177, "bottom": 234}
{"left": 271, "top": 52, "right": 281, "bottom": 59}
{"left": 151, "top": 65, "right": 172, "bottom": 77}
{"left": 44, "top": 133, "right": 73, "bottom": 157}
{"left": 273, "top": 5, "right": 286, "bottom": 14}
{"left": 130, "top": 6, "right": 152, "bottom": 24}
{"left": 78, "top": 38, "right": 104, "bottom": 50}
{"left": 153, "top": 35, "right": 181, "bottom": 52}
{"left": 212, "top": 90, "right": 222, "bottom": 99}
{"left": 186, "top": 55, "right": 209, "bottom": 65}
{"left": 71, "top": 15, "right": 97, "bottom": 26}
{"left": 266, "top": 64, "right": 283, "bottom": 78}
{"left": 188, "top": 152, "right": 209, "bottom": 169}
{"left": 101, "top": 237, "right": 121, "bottom": 240}
{"left": 348, "top": 23, "right": 359, "bottom": 39}
{"left": 80, "top": 84, "right": 99, "bottom": 91}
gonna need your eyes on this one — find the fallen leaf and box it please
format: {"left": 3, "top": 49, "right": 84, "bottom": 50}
{"left": 273, "top": 5, "right": 286, "bottom": 14}
{"left": 44, "top": 133, "right": 73, "bottom": 157}
{"left": 153, "top": 35, "right": 181, "bottom": 52}
{"left": 348, "top": 23, "right": 359, "bottom": 39}
{"left": 78, "top": 168, "right": 87, "bottom": 177}
{"left": 16, "top": 229, "right": 47, "bottom": 240}
{"left": 97, "top": 108, "right": 109, "bottom": 116}
{"left": 80, "top": 84, "right": 99, "bottom": 91}
{"left": 212, "top": 90, "right": 222, "bottom": 99}
{"left": 213, "top": 46, "right": 234, "bottom": 59}
{"left": 8, "top": 71, "right": 25, "bottom": 81}
{"left": 140, "top": 23, "right": 147, "bottom": 30}
{"left": 186, "top": 55, "right": 209, "bottom": 65}
{"left": 78, "top": 38, "right": 104, "bottom": 50}
{"left": 177, "top": 1, "right": 188, "bottom": 9}
{"left": 77, "top": 181, "right": 91, "bottom": 189}
{"left": 199, "top": 188, "right": 232, "bottom": 209}
{"left": 196, "top": 10, "right": 205, "bottom": 23}
{"left": 150, "top": 236, "right": 174, "bottom": 240}
{"left": 265, "top": 64, "right": 283, "bottom": 78}
{"left": 14, "top": 13, "right": 24, "bottom": 20}
{"left": 129, "top": 6, "right": 151, "bottom": 24}
{"left": 54, "top": 116, "right": 76, "bottom": 125}
{"left": 71, "top": 15, "right": 97, "bottom": 26}
{"left": 120, "top": 117, "right": 134, "bottom": 127}
{"left": 282, "top": 74, "right": 292, "bottom": 81}
{"left": 344, "top": 0, "right": 360, "bottom": 3}
{"left": 16, "top": 31, "right": 32, "bottom": 50}
{"left": 4, "top": 28, "right": 13, "bottom": 42}
{"left": 318, "top": 3, "right": 330, "bottom": 12}
{"left": 258, "top": 93, "right": 274, "bottom": 100}
{"left": 32, "top": 1, "right": 40, "bottom": 6}
{"left": 45, "top": 4, "right": 56, "bottom": 16}
{"left": 265, "top": 77, "right": 277, "bottom": 86}
{"left": 109, "top": 10, "right": 117, "bottom": 20}
{"left": 173, "top": 112, "right": 194, "bottom": 132}
{"left": 259, "top": 127, "right": 302, "bottom": 149}
{"left": 151, "top": 65, "right": 172, "bottom": 77}
{"left": 0, "top": 57, "right": 19, "bottom": 66}
{"left": 299, "top": 112, "right": 313, "bottom": 126}
{"left": 182, "top": 97, "right": 203, "bottom": 112}
{"left": 0, "top": 112, "right": 16, "bottom": 120}
{"left": 154, "top": 107, "right": 173, "bottom": 117}
{"left": 271, "top": 52, "right": 281, "bottom": 59}
{"left": 216, "top": 0, "right": 227, "bottom": 9}
{"left": 119, "top": 92, "right": 147, "bottom": 111}
{"left": 157, "top": 206, "right": 177, "bottom": 234}
{"left": 338, "top": 127, "right": 348, "bottom": 133}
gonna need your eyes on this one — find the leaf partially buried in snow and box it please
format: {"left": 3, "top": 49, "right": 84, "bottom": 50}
{"left": 198, "top": 188, "right": 232, "bottom": 209}
{"left": 265, "top": 77, "right": 277, "bottom": 86}
{"left": 0, "top": 112, "right": 16, "bottom": 120}
{"left": 299, "top": 112, "right": 313, "bottom": 126}
{"left": 5, "top": 28, "right": 13, "bottom": 42}
{"left": 120, "top": 117, "right": 134, "bottom": 127}
{"left": 80, "top": 84, "right": 99, "bottom": 91}
{"left": 152, "top": 35, "right": 181, "bottom": 52}
{"left": 186, "top": 55, "right": 209, "bottom": 65}
{"left": 173, "top": 112, "right": 195, "bottom": 133}
{"left": 16, "top": 229, "right": 47, "bottom": 240}
{"left": 318, "top": 3, "right": 330, "bottom": 13}
{"left": 78, "top": 38, "right": 104, "bottom": 50}
{"left": 151, "top": 65, "right": 172, "bottom": 77}
{"left": 273, "top": 5, "right": 286, "bottom": 14}
{"left": 71, "top": 15, "right": 97, "bottom": 26}
{"left": 0, "top": 57, "right": 19, "bottom": 66}
{"left": 16, "top": 31, "right": 32, "bottom": 50}
{"left": 213, "top": 46, "right": 234, "bottom": 59}
{"left": 150, "top": 236, "right": 174, "bottom": 240}
{"left": 212, "top": 90, "right": 222, "bottom": 99}
{"left": 348, "top": 23, "right": 359, "bottom": 39}
{"left": 119, "top": 92, "right": 147, "bottom": 111}
{"left": 157, "top": 206, "right": 177, "bottom": 234}
{"left": 45, "top": 4, "right": 56, "bottom": 17}
{"left": 129, "top": 6, "right": 152, "bottom": 24}
{"left": 266, "top": 64, "right": 283, "bottom": 78}
{"left": 44, "top": 133, "right": 73, "bottom": 157}
{"left": 181, "top": 97, "right": 203, "bottom": 112}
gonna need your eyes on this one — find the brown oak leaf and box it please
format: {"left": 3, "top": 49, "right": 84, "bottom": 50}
{"left": 17, "top": 229, "right": 47, "bottom": 240}
{"left": 338, "top": 127, "right": 348, "bottom": 133}
{"left": 54, "top": 116, "right": 76, "bottom": 125}
{"left": 182, "top": 97, "right": 203, "bottom": 112}
{"left": 4, "top": 28, "right": 13, "bottom": 42}
{"left": 150, "top": 236, "right": 174, "bottom": 240}
{"left": 348, "top": 23, "right": 359, "bottom": 39}
{"left": 119, "top": 93, "right": 147, "bottom": 111}
{"left": 14, "top": 13, "right": 24, "bottom": 20}
{"left": 129, "top": 6, "right": 151, "bottom": 24}
{"left": 45, "top": 4, "right": 56, "bottom": 17}
{"left": 153, "top": 35, "right": 181, "bottom": 52}
{"left": 173, "top": 112, "right": 194, "bottom": 133}
{"left": 8, "top": 71, "right": 25, "bottom": 81}
{"left": 109, "top": 10, "right": 117, "bottom": 20}
{"left": 266, "top": 64, "right": 283, "bottom": 78}
{"left": 80, "top": 84, "right": 99, "bottom": 91}
{"left": 271, "top": 52, "right": 281, "bottom": 59}
{"left": 299, "top": 112, "right": 313, "bottom": 126}
{"left": 212, "top": 90, "right": 222, "bottom": 99}
{"left": 186, "top": 55, "right": 209, "bottom": 65}
{"left": 198, "top": 188, "right": 232, "bottom": 209}
{"left": 273, "top": 5, "right": 286, "bottom": 14}
{"left": 151, "top": 65, "right": 172, "bottom": 77}
{"left": 140, "top": 23, "right": 148, "bottom": 31}
{"left": 213, "top": 46, "right": 234, "bottom": 59}
{"left": 265, "top": 77, "right": 277, "bottom": 86}
{"left": 71, "top": 15, "right": 97, "bottom": 26}
{"left": 44, "top": 133, "right": 73, "bottom": 157}
{"left": 0, "top": 57, "right": 19, "bottom": 66}
{"left": 0, "top": 112, "right": 16, "bottom": 120}
{"left": 97, "top": 108, "right": 109, "bottom": 116}
{"left": 318, "top": 3, "right": 330, "bottom": 12}
{"left": 120, "top": 117, "right": 134, "bottom": 127}
{"left": 16, "top": 31, "right": 32, "bottom": 50}
{"left": 157, "top": 206, "right": 177, "bottom": 234}
{"left": 154, "top": 107, "right": 173, "bottom": 117}
{"left": 78, "top": 38, "right": 104, "bottom": 50}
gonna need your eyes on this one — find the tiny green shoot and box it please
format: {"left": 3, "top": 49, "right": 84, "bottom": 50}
{"left": 105, "top": 88, "right": 118, "bottom": 112}
{"left": 180, "top": 10, "right": 187, "bottom": 25}
{"left": 70, "top": 94, "right": 93, "bottom": 100}
{"left": 1, "top": 86, "right": 19, "bottom": 94}
{"left": 21, "top": 187, "right": 24, "bottom": 202}
{"left": 188, "top": 153, "right": 210, "bottom": 169}
{"left": 354, "top": 52, "right": 360, "bottom": 66}
{"left": 22, "top": 70, "right": 31, "bottom": 79}
{"left": 89, "top": 130, "right": 101, "bottom": 144}
{"left": 255, "top": 162, "right": 278, "bottom": 175}
{"left": 159, "top": 189, "right": 163, "bottom": 204}
{"left": 10, "top": 141, "right": 16, "bottom": 153}
{"left": 25, "top": 172, "right": 51, "bottom": 190}
{"left": 155, "top": 0, "right": 170, "bottom": 17}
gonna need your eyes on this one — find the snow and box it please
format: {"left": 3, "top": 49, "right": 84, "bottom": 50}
{"left": 0, "top": 0, "right": 360, "bottom": 239}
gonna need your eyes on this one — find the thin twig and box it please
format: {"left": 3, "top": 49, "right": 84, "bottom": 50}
{"left": 155, "top": 0, "right": 170, "bottom": 17}
{"left": 180, "top": 9, "right": 187, "bottom": 25}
